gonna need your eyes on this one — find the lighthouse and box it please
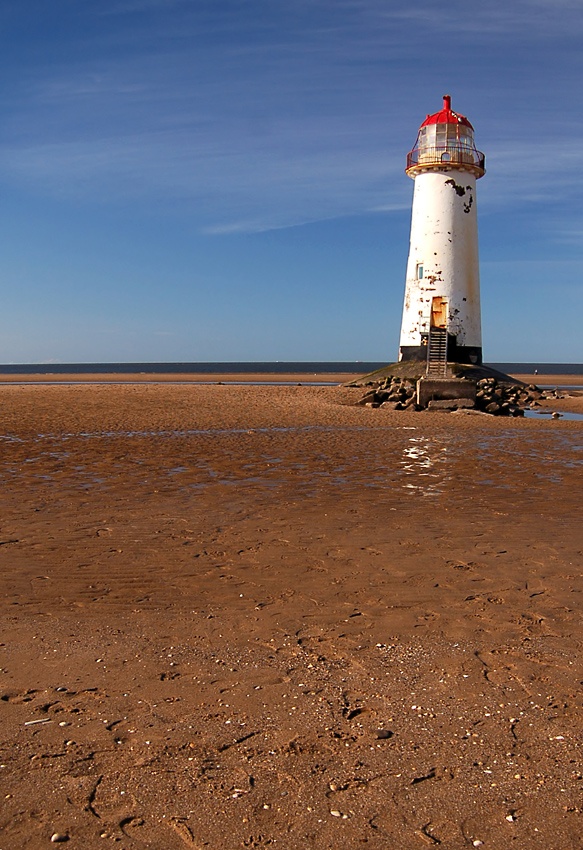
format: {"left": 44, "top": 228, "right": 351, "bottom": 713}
{"left": 399, "top": 95, "right": 485, "bottom": 367}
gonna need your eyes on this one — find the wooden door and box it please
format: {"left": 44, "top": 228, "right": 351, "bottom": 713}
{"left": 430, "top": 296, "right": 448, "bottom": 329}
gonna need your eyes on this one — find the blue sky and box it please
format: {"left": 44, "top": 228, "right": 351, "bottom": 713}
{"left": 1, "top": 0, "right": 582, "bottom": 364}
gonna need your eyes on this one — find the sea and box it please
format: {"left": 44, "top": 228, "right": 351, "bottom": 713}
{"left": 0, "top": 361, "right": 581, "bottom": 376}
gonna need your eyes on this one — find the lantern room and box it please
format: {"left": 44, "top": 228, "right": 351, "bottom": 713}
{"left": 406, "top": 95, "right": 485, "bottom": 177}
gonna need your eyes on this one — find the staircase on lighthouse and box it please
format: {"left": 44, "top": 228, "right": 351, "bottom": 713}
{"left": 399, "top": 95, "right": 486, "bottom": 370}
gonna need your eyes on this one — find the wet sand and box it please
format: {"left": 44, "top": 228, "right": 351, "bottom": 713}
{"left": 1, "top": 383, "right": 582, "bottom": 849}
{"left": 0, "top": 372, "right": 581, "bottom": 386}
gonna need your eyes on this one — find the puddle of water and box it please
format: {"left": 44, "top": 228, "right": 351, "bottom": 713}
{"left": 524, "top": 409, "right": 583, "bottom": 422}
{"left": 538, "top": 385, "right": 582, "bottom": 391}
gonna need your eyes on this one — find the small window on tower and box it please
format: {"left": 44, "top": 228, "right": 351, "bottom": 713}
{"left": 417, "top": 264, "right": 424, "bottom": 279}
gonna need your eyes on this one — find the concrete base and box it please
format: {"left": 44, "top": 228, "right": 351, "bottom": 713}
{"left": 416, "top": 376, "right": 477, "bottom": 409}
{"left": 427, "top": 397, "right": 476, "bottom": 411}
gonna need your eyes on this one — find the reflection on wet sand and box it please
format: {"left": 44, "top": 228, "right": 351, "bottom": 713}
{"left": 400, "top": 436, "right": 451, "bottom": 495}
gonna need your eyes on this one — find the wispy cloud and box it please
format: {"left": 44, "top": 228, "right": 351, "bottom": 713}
{"left": 2, "top": 0, "right": 583, "bottom": 234}
{"left": 1, "top": 125, "right": 404, "bottom": 232}
{"left": 99, "top": 0, "right": 187, "bottom": 13}
{"left": 347, "top": 0, "right": 583, "bottom": 37}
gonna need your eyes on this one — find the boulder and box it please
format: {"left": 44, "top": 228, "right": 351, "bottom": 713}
{"left": 357, "top": 390, "right": 378, "bottom": 406}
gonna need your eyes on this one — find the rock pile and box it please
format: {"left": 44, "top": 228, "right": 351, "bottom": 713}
{"left": 474, "top": 378, "right": 542, "bottom": 416}
{"left": 356, "top": 377, "right": 418, "bottom": 410}
{"left": 356, "top": 376, "right": 560, "bottom": 416}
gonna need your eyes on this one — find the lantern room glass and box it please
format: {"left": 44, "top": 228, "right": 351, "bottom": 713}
{"left": 414, "top": 123, "right": 479, "bottom": 167}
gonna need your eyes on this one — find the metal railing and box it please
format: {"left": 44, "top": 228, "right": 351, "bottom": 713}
{"left": 407, "top": 146, "right": 485, "bottom": 173}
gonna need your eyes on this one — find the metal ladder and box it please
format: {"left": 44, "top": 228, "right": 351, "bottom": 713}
{"left": 426, "top": 326, "right": 448, "bottom": 377}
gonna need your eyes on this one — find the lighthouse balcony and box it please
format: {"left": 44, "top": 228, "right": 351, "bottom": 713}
{"left": 406, "top": 146, "right": 485, "bottom": 177}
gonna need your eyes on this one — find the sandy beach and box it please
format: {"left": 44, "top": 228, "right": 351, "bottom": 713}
{"left": 1, "top": 382, "right": 581, "bottom": 849}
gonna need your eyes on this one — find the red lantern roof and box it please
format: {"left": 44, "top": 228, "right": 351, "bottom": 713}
{"left": 420, "top": 95, "right": 474, "bottom": 130}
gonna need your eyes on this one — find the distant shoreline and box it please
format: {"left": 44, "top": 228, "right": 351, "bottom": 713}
{"left": 0, "top": 361, "right": 581, "bottom": 377}
{"left": 0, "top": 372, "right": 361, "bottom": 385}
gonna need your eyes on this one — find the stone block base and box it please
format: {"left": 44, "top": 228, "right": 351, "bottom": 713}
{"left": 427, "top": 398, "right": 476, "bottom": 411}
{"left": 417, "top": 377, "right": 477, "bottom": 409}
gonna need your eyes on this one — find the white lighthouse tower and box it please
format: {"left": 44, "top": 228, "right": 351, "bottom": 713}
{"left": 399, "top": 95, "right": 485, "bottom": 366}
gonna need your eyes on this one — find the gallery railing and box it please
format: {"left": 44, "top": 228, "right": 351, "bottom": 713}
{"left": 406, "top": 147, "right": 485, "bottom": 174}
